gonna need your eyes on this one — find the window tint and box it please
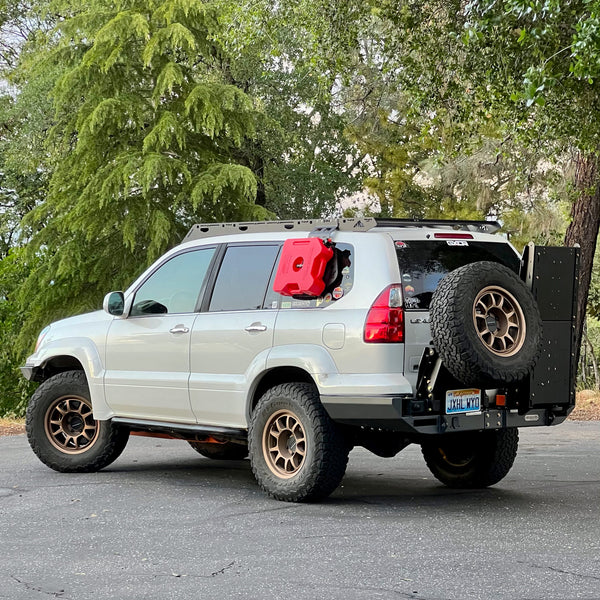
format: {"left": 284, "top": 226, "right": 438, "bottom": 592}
{"left": 131, "top": 248, "right": 215, "bottom": 316}
{"left": 396, "top": 241, "right": 520, "bottom": 310}
{"left": 264, "top": 243, "right": 355, "bottom": 309}
{"left": 209, "top": 245, "right": 279, "bottom": 311}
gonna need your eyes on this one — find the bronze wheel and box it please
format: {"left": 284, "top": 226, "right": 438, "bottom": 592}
{"left": 44, "top": 395, "right": 100, "bottom": 454}
{"left": 437, "top": 446, "right": 475, "bottom": 469}
{"left": 473, "top": 285, "right": 526, "bottom": 357}
{"left": 27, "top": 371, "right": 129, "bottom": 473}
{"left": 430, "top": 261, "right": 541, "bottom": 387}
{"left": 249, "top": 383, "right": 349, "bottom": 502}
{"left": 262, "top": 409, "right": 306, "bottom": 479}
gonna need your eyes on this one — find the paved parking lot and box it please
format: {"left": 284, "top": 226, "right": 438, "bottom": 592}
{"left": 1, "top": 422, "right": 599, "bottom": 600}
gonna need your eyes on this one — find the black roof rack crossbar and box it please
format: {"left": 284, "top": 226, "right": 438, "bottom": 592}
{"left": 374, "top": 218, "right": 501, "bottom": 234}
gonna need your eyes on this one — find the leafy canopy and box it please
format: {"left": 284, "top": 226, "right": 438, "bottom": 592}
{"left": 18, "top": 0, "right": 271, "bottom": 340}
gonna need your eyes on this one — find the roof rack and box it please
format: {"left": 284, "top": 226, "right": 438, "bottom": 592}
{"left": 182, "top": 217, "right": 501, "bottom": 242}
{"left": 183, "top": 217, "right": 377, "bottom": 242}
{"left": 374, "top": 218, "right": 502, "bottom": 234}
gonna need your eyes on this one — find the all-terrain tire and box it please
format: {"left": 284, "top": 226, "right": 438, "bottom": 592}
{"left": 421, "top": 428, "right": 518, "bottom": 488}
{"left": 26, "top": 371, "right": 129, "bottom": 473}
{"left": 430, "top": 261, "right": 542, "bottom": 387}
{"left": 189, "top": 440, "right": 248, "bottom": 460}
{"left": 248, "top": 383, "right": 349, "bottom": 502}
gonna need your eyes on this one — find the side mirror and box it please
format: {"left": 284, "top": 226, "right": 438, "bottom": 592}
{"left": 103, "top": 291, "right": 125, "bottom": 316}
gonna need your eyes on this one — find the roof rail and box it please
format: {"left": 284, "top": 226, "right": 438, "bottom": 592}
{"left": 182, "top": 217, "right": 501, "bottom": 242}
{"left": 374, "top": 218, "right": 502, "bottom": 234}
{"left": 182, "top": 217, "right": 377, "bottom": 242}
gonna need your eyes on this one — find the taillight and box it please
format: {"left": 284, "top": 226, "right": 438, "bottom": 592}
{"left": 364, "top": 284, "right": 404, "bottom": 343}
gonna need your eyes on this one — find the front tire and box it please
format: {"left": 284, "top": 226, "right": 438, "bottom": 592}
{"left": 249, "top": 383, "right": 349, "bottom": 502}
{"left": 421, "top": 428, "right": 518, "bottom": 488}
{"left": 26, "top": 371, "right": 129, "bottom": 473}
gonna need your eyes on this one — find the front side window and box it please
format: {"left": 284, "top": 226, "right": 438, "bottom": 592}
{"left": 131, "top": 248, "right": 216, "bottom": 316}
{"left": 209, "top": 245, "right": 280, "bottom": 311}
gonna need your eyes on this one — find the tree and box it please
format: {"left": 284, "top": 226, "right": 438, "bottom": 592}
{"left": 461, "top": 0, "right": 600, "bottom": 352}
{"left": 14, "top": 0, "right": 272, "bottom": 343}
{"left": 213, "top": 0, "right": 367, "bottom": 218}
{"left": 311, "top": 0, "right": 598, "bottom": 350}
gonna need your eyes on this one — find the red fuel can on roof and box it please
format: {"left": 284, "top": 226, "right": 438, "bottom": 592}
{"left": 273, "top": 238, "right": 334, "bottom": 297}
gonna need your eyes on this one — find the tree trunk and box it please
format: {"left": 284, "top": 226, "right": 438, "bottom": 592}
{"left": 584, "top": 325, "right": 600, "bottom": 390}
{"left": 564, "top": 151, "right": 600, "bottom": 363}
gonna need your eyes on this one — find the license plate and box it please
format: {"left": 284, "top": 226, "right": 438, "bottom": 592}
{"left": 445, "top": 389, "right": 481, "bottom": 414}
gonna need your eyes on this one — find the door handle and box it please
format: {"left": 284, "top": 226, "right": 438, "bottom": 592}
{"left": 169, "top": 325, "right": 190, "bottom": 334}
{"left": 245, "top": 323, "right": 267, "bottom": 333}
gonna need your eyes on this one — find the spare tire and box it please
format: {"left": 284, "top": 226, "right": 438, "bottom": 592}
{"left": 430, "top": 261, "right": 542, "bottom": 388}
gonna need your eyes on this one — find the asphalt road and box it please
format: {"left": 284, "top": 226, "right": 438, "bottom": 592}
{"left": 1, "top": 422, "right": 599, "bottom": 600}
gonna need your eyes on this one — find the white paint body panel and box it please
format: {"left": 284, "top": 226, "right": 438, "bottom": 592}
{"left": 189, "top": 310, "right": 277, "bottom": 428}
{"left": 104, "top": 314, "right": 197, "bottom": 423}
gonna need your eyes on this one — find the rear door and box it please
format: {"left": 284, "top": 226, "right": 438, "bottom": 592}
{"left": 189, "top": 243, "right": 281, "bottom": 428}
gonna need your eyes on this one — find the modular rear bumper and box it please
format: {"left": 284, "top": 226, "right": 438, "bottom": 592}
{"left": 321, "top": 395, "right": 570, "bottom": 436}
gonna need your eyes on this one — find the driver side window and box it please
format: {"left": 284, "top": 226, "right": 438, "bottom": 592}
{"left": 131, "top": 248, "right": 216, "bottom": 316}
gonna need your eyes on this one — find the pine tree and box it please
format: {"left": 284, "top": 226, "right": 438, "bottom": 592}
{"left": 17, "top": 0, "right": 271, "bottom": 340}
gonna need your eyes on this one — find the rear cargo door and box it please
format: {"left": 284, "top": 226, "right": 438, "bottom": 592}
{"left": 395, "top": 239, "right": 521, "bottom": 390}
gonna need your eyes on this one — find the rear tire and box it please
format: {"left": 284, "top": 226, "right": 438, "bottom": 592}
{"left": 188, "top": 440, "right": 248, "bottom": 460}
{"left": 26, "top": 371, "right": 129, "bottom": 473}
{"left": 249, "top": 382, "right": 349, "bottom": 502}
{"left": 421, "top": 429, "right": 518, "bottom": 488}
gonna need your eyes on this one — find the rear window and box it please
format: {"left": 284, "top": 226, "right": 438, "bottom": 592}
{"left": 396, "top": 241, "right": 520, "bottom": 310}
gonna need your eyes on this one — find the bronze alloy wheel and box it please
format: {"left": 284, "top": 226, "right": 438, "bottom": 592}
{"left": 473, "top": 285, "right": 526, "bottom": 357}
{"left": 262, "top": 409, "right": 307, "bottom": 479}
{"left": 44, "top": 395, "right": 100, "bottom": 454}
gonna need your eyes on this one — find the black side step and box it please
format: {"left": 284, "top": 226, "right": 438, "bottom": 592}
{"left": 111, "top": 417, "right": 247, "bottom": 443}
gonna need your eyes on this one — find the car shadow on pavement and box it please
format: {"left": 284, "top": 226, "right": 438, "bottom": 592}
{"left": 104, "top": 451, "right": 533, "bottom": 511}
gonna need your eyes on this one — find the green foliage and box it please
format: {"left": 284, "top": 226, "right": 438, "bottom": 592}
{"left": 462, "top": 0, "right": 600, "bottom": 152}
{"left": 15, "top": 0, "right": 273, "bottom": 343}
{"left": 213, "top": 0, "right": 367, "bottom": 218}
{"left": 0, "top": 250, "right": 36, "bottom": 416}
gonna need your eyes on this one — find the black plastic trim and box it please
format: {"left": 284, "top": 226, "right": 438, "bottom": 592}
{"left": 111, "top": 417, "right": 247, "bottom": 442}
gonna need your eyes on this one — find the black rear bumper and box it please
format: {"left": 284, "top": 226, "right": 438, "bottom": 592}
{"left": 321, "top": 395, "right": 571, "bottom": 436}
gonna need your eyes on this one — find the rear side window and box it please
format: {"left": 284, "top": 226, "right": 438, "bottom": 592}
{"left": 396, "top": 241, "right": 520, "bottom": 310}
{"left": 265, "top": 242, "right": 355, "bottom": 309}
{"left": 209, "top": 245, "right": 280, "bottom": 311}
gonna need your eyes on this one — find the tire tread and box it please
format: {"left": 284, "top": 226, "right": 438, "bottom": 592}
{"left": 26, "top": 371, "right": 129, "bottom": 473}
{"left": 249, "top": 382, "right": 349, "bottom": 502}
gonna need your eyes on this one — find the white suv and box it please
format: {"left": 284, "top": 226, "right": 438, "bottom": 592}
{"left": 21, "top": 218, "right": 578, "bottom": 501}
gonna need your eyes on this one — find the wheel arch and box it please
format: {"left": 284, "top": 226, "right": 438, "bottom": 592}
{"left": 249, "top": 367, "right": 317, "bottom": 416}
{"left": 34, "top": 355, "right": 85, "bottom": 382}
{"left": 29, "top": 339, "right": 113, "bottom": 420}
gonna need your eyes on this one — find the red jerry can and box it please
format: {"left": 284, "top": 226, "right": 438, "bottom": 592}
{"left": 273, "top": 238, "right": 334, "bottom": 297}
